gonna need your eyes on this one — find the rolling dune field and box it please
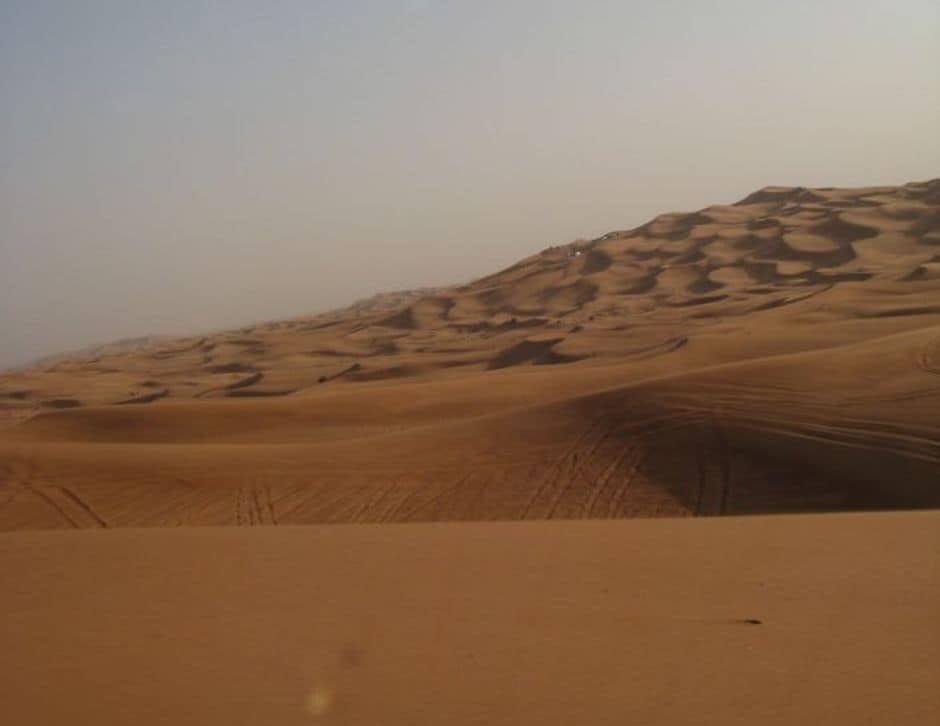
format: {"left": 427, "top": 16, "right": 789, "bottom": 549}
{"left": 2, "top": 180, "right": 939, "bottom": 528}
{"left": 2, "top": 181, "right": 939, "bottom": 725}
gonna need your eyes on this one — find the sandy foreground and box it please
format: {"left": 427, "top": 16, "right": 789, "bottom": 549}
{"left": 1, "top": 511, "right": 938, "bottom": 725}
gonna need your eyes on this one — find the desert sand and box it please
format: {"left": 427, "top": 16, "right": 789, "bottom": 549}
{"left": 1, "top": 180, "right": 939, "bottom": 528}
{"left": 1, "top": 512, "right": 938, "bottom": 725}
{"left": 1, "top": 181, "right": 939, "bottom": 724}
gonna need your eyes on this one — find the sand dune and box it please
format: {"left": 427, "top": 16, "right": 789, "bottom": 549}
{"left": 1, "top": 180, "right": 939, "bottom": 529}
{"left": 2, "top": 181, "right": 938, "bottom": 725}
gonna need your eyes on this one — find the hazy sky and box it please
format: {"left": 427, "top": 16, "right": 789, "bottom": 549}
{"left": 2, "top": 1, "right": 938, "bottom": 368}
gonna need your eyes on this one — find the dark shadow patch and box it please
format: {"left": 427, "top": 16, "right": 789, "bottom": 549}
{"left": 622, "top": 336, "right": 689, "bottom": 359}
{"left": 669, "top": 294, "right": 729, "bottom": 308}
{"left": 293, "top": 319, "right": 344, "bottom": 333}
{"left": 224, "top": 372, "right": 264, "bottom": 391}
{"left": 346, "top": 364, "right": 421, "bottom": 382}
{"left": 620, "top": 272, "right": 660, "bottom": 295}
{"left": 628, "top": 247, "right": 664, "bottom": 262}
{"left": 488, "top": 339, "right": 581, "bottom": 370}
{"left": 688, "top": 274, "right": 724, "bottom": 294}
{"left": 205, "top": 362, "right": 258, "bottom": 374}
{"left": 376, "top": 306, "right": 416, "bottom": 329}
{"left": 776, "top": 205, "right": 827, "bottom": 219}
{"left": 318, "top": 363, "right": 363, "bottom": 384}
{"left": 305, "top": 349, "right": 355, "bottom": 358}
{"left": 534, "top": 349, "right": 583, "bottom": 366}
{"left": 748, "top": 218, "right": 782, "bottom": 231}
{"left": 429, "top": 296, "right": 458, "bottom": 321}
{"left": 532, "top": 279, "right": 597, "bottom": 311}
{"left": 882, "top": 205, "right": 929, "bottom": 221}
{"left": 922, "top": 180, "right": 940, "bottom": 206}
{"left": 581, "top": 249, "right": 613, "bottom": 275}
{"left": 910, "top": 209, "right": 940, "bottom": 237}
{"left": 804, "top": 270, "right": 872, "bottom": 284}
{"left": 732, "top": 233, "right": 774, "bottom": 251}
{"left": 740, "top": 261, "right": 781, "bottom": 285}
{"left": 196, "top": 373, "right": 264, "bottom": 398}
{"left": 640, "top": 415, "right": 940, "bottom": 518}
{"left": 672, "top": 245, "right": 708, "bottom": 265}
{"left": 226, "top": 389, "right": 295, "bottom": 398}
{"left": 116, "top": 390, "right": 168, "bottom": 405}
{"left": 751, "top": 285, "right": 832, "bottom": 312}
{"left": 859, "top": 305, "right": 940, "bottom": 319}
{"left": 451, "top": 318, "right": 548, "bottom": 334}
{"left": 150, "top": 338, "right": 213, "bottom": 360}
{"left": 755, "top": 235, "right": 857, "bottom": 268}
{"left": 370, "top": 341, "right": 400, "bottom": 356}
{"left": 807, "top": 215, "right": 879, "bottom": 244}
{"left": 640, "top": 211, "right": 713, "bottom": 241}
{"left": 42, "top": 398, "right": 82, "bottom": 409}
{"left": 734, "top": 187, "right": 805, "bottom": 206}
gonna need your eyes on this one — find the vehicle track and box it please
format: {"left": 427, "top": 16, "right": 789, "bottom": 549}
{"left": 57, "top": 486, "right": 108, "bottom": 528}
{"left": 519, "top": 418, "right": 605, "bottom": 520}
{"left": 19, "top": 479, "right": 79, "bottom": 528}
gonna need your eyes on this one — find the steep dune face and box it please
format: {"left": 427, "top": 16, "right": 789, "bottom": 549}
{"left": 1, "top": 181, "right": 938, "bottom": 529}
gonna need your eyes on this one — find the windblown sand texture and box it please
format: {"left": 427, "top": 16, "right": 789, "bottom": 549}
{"left": 2, "top": 180, "right": 939, "bottom": 529}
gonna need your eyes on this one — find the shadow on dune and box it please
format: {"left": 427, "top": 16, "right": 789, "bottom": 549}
{"left": 487, "top": 339, "right": 583, "bottom": 370}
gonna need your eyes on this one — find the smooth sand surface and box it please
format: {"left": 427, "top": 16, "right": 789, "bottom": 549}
{"left": 2, "top": 181, "right": 939, "bottom": 529}
{"left": 1, "top": 511, "right": 938, "bottom": 725}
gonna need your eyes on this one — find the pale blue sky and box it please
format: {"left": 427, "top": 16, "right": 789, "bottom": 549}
{"left": 2, "top": 0, "right": 938, "bottom": 367}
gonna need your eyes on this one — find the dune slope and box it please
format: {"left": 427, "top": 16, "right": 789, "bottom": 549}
{"left": 1, "top": 180, "right": 939, "bottom": 529}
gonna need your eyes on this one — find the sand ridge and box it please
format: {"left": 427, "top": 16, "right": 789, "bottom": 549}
{"left": 1, "top": 180, "right": 938, "bottom": 529}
